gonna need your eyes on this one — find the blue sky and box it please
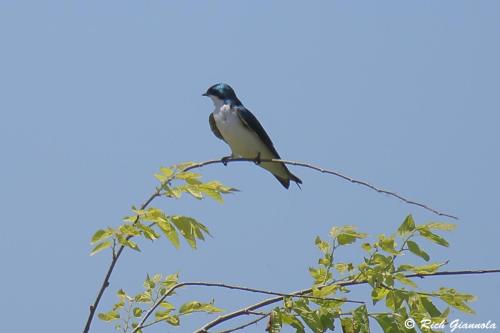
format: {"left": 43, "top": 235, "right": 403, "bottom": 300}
{"left": 1, "top": 1, "right": 499, "bottom": 332}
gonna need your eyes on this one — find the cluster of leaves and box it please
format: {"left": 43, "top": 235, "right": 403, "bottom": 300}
{"left": 267, "top": 215, "right": 475, "bottom": 333}
{"left": 98, "top": 273, "right": 222, "bottom": 333}
{"left": 89, "top": 163, "right": 474, "bottom": 333}
{"left": 90, "top": 163, "right": 236, "bottom": 256}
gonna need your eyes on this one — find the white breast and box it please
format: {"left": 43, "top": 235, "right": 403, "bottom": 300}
{"left": 213, "top": 104, "right": 272, "bottom": 159}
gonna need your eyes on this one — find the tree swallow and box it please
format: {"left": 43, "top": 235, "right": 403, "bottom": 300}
{"left": 203, "top": 83, "right": 302, "bottom": 189}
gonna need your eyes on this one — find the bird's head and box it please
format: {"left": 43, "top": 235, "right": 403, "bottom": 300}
{"left": 203, "top": 83, "right": 241, "bottom": 106}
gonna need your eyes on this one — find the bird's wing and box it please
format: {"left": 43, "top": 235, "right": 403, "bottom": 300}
{"left": 235, "top": 106, "right": 281, "bottom": 158}
{"left": 209, "top": 113, "right": 226, "bottom": 142}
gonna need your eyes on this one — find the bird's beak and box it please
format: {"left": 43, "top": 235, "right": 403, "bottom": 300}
{"left": 202, "top": 93, "right": 208, "bottom": 97}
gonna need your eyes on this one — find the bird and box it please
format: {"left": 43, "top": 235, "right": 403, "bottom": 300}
{"left": 203, "top": 83, "right": 302, "bottom": 189}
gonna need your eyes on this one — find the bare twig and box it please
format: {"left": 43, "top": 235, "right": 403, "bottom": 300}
{"left": 180, "top": 157, "right": 458, "bottom": 219}
{"left": 214, "top": 313, "right": 270, "bottom": 333}
{"left": 133, "top": 281, "right": 363, "bottom": 332}
{"left": 194, "top": 268, "right": 500, "bottom": 333}
{"left": 406, "top": 269, "right": 500, "bottom": 279}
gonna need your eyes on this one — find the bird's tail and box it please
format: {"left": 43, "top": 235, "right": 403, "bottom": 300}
{"left": 259, "top": 160, "right": 302, "bottom": 189}
{"left": 274, "top": 172, "right": 302, "bottom": 189}
{"left": 289, "top": 172, "right": 302, "bottom": 189}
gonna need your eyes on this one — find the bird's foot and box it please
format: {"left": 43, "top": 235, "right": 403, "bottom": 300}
{"left": 221, "top": 155, "right": 232, "bottom": 166}
{"left": 254, "top": 152, "right": 262, "bottom": 165}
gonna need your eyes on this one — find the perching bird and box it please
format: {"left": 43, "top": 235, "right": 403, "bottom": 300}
{"left": 203, "top": 83, "right": 302, "bottom": 189}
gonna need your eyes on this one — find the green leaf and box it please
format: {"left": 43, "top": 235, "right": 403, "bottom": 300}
{"left": 315, "top": 236, "right": 331, "bottom": 254}
{"left": 185, "top": 184, "right": 203, "bottom": 199}
{"left": 119, "top": 224, "right": 140, "bottom": 236}
{"left": 155, "top": 311, "right": 179, "bottom": 326}
{"left": 398, "top": 262, "right": 444, "bottom": 274}
{"left": 394, "top": 273, "right": 417, "bottom": 288}
{"left": 420, "top": 296, "right": 441, "bottom": 317}
{"left": 438, "top": 288, "right": 476, "bottom": 314}
{"left": 140, "top": 208, "right": 166, "bottom": 223}
{"left": 131, "top": 322, "right": 141, "bottom": 333}
{"left": 280, "top": 311, "right": 305, "bottom": 333}
{"left": 424, "top": 222, "right": 456, "bottom": 231}
{"left": 318, "top": 256, "right": 332, "bottom": 266}
{"left": 165, "top": 186, "right": 182, "bottom": 198}
{"left": 353, "top": 305, "right": 370, "bottom": 333}
{"left": 378, "top": 234, "right": 399, "bottom": 255}
{"left": 179, "top": 301, "right": 223, "bottom": 315}
{"left": 98, "top": 310, "right": 120, "bottom": 322}
{"left": 199, "top": 188, "right": 223, "bottom": 203}
{"left": 117, "top": 288, "right": 127, "bottom": 298}
{"left": 159, "top": 301, "right": 175, "bottom": 310}
{"left": 112, "top": 300, "right": 124, "bottom": 311}
{"left": 374, "top": 314, "right": 400, "bottom": 333}
{"left": 172, "top": 216, "right": 197, "bottom": 248}
{"left": 116, "top": 234, "right": 141, "bottom": 252}
{"left": 90, "top": 240, "right": 112, "bottom": 256}
{"left": 406, "top": 240, "right": 430, "bottom": 261}
{"left": 335, "top": 263, "right": 351, "bottom": 274}
{"left": 396, "top": 264, "right": 415, "bottom": 272}
{"left": 361, "top": 242, "right": 372, "bottom": 252}
{"left": 156, "top": 219, "right": 180, "bottom": 249}
{"left": 155, "top": 310, "right": 171, "bottom": 320}
{"left": 317, "top": 307, "right": 337, "bottom": 331}
{"left": 268, "top": 310, "right": 283, "bottom": 333}
{"left": 197, "top": 181, "right": 235, "bottom": 203}
{"left": 309, "top": 267, "right": 332, "bottom": 285}
{"left": 330, "top": 226, "right": 367, "bottom": 245}
{"left": 134, "top": 291, "right": 152, "bottom": 303}
{"left": 161, "top": 273, "right": 179, "bottom": 289}
{"left": 123, "top": 214, "right": 138, "bottom": 223}
{"left": 293, "top": 299, "right": 323, "bottom": 332}
{"left": 370, "top": 253, "right": 392, "bottom": 267}
{"left": 136, "top": 223, "right": 160, "bottom": 240}
{"left": 91, "top": 229, "right": 112, "bottom": 244}
{"left": 385, "top": 290, "right": 404, "bottom": 311}
{"left": 371, "top": 287, "right": 389, "bottom": 304}
{"left": 398, "top": 215, "right": 415, "bottom": 236}
{"left": 312, "top": 284, "right": 338, "bottom": 298}
{"left": 418, "top": 229, "right": 449, "bottom": 247}
{"left": 164, "top": 315, "right": 180, "bottom": 326}
{"left": 144, "top": 274, "right": 155, "bottom": 290}
{"left": 175, "top": 171, "right": 201, "bottom": 180}
{"left": 133, "top": 307, "right": 143, "bottom": 317}
{"left": 170, "top": 215, "right": 210, "bottom": 249}
{"left": 160, "top": 167, "right": 174, "bottom": 178}
{"left": 410, "top": 263, "right": 443, "bottom": 274}
{"left": 341, "top": 317, "right": 355, "bottom": 333}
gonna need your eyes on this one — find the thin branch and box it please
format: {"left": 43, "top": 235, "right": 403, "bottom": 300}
{"left": 138, "top": 318, "right": 166, "bottom": 330}
{"left": 406, "top": 269, "right": 500, "bottom": 279}
{"left": 214, "top": 314, "right": 270, "bottom": 333}
{"left": 195, "top": 268, "right": 500, "bottom": 333}
{"left": 321, "top": 239, "right": 338, "bottom": 285}
{"left": 180, "top": 157, "right": 458, "bottom": 220}
{"left": 133, "top": 282, "right": 363, "bottom": 332}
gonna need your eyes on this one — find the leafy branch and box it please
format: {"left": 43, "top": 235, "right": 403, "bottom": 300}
{"left": 195, "top": 269, "right": 500, "bottom": 333}
{"left": 132, "top": 281, "right": 364, "bottom": 333}
{"left": 84, "top": 157, "right": 459, "bottom": 333}
{"left": 195, "top": 218, "right": 496, "bottom": 332}
{"left": 194, "top": 268, "right": 500, "bottom": 333}
{"left": 94, "top": 213, "right": 500, "bottom": 333}
{"left": 83, "top": 163, "right": 236, "bottom": 333}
